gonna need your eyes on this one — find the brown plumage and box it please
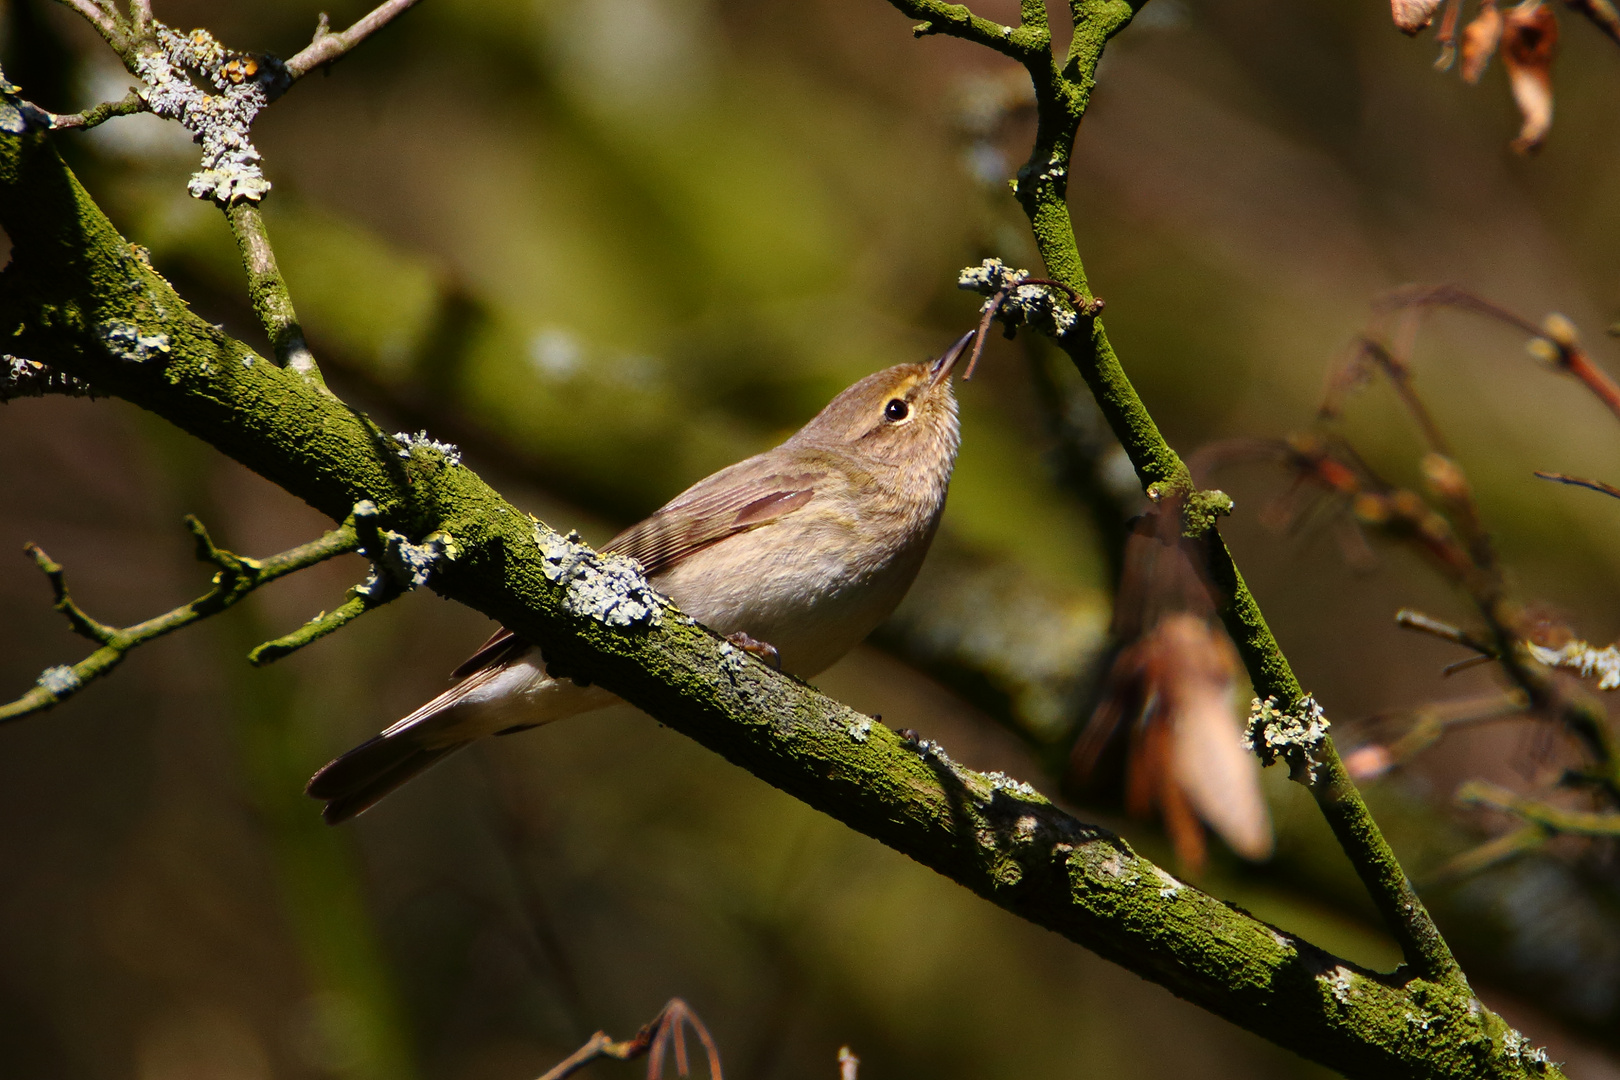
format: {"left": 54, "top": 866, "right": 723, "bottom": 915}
{"left": 308, "top": 331, "right": 977, "bottom": 823}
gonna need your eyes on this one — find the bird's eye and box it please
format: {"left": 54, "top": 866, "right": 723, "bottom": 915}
{"left": 884, "top": 398, "right": 910, "bottom": 421}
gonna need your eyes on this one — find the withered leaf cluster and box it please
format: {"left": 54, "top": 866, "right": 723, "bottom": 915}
{"left": 1391, "top": 0, "right": 1573, "bottom": 153}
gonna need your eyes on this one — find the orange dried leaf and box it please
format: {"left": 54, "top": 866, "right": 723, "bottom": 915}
{"left": 1460, "top": 0, "right": 1504, "bottom": 83}
{"left": 1501, "top": 1, "right": 1559, "bottom": 152}
{"left": 1393, "top": 0, "right": 1448, "bottom": 33}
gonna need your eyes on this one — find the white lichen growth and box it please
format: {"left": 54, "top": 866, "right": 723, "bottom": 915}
{"left": 98, "top": 320, "right": 171, "bottom": 364}
{"left": 535, "top": 525, "right": 663, "bottom": 629}
{"left": 379, "top": 530, "right": 452, "bottom": 589}
{"left": 1528, "top": 638, "right": 1620, "bottom": 690}
{"left": 37, "top": 665, "right": 81, "bottom": 696}
{"left": 984, "top": 770, "right": 1039, "bottom": 798}
{"left": 1500, "top": 1028, "right": 1558, "bottom": 1072}
{"left": 2, "top": 356, "right": 94, "bottom": 400}
{"left": 958, "top": 258, "right": 1083, "bottom": 338}
{"left": 393, "top": 430, "right": 463, "bottom": 468}
{"left": 353, "top": 567, "right": 390, "bottom": 600}
{"left": 1244, "top": 694, "right": 1331, "bottom": 784}
{"left": 1322, "top": 965, "right": 1358, "bottom": 1005}
{"left": 131, "top": 24, "right": 286, "bottom": 204}
{"left": 846, "top": 715, "right": 872, "bottom": 742}
{"left": 350, "top": 500, "right": 455, "bottom": 591}
{"left": 1153, "top": 866, "right": 1184, "bottom": 899}
{"left": 914, "top": 738, "right": 953, "bottom": 765}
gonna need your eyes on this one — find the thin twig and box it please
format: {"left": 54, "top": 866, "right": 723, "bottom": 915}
{"left": 901, "top": 0, "right": 1469, "bottom": 990}
{"left": 1343, "top": 692, "right": 1528, "bottom": 781}
{"left": 48, "top": 90, "right": 146, "bottom": 131}
{"left": 285, "top": 0, "right": 427, "bottom": 80}
{"left": 1395, "top": 608, "right": 1498, "bottom": 660}
{"left": 1423, "top": 824, "right": 1549, "bottom": 887}
{"left": 1534, "top": 470, "right": 1620, "bottom": 500}
{"left": 0, "top": 517, "right": 361, "bottom": 723}
{"left": 534, "top": 999, "right": 722, "bottom": 1080}
{"left": 55, "top": 0, "right": 124, "bottom": 47}
{"left": 128, "top": 0, "right": 152, "bottom": 36}
{"left": 1459, "top": 779, "right": 1620, "bottom": 837}
{"left": 1564, "top": 0, "right": 1620, "bottom": 46}
{"left": 226, "top": 202, "right": 322, "bottom": 380}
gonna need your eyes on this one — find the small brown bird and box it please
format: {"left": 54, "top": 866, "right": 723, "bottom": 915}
{"left": 308, "top": 330, "right": 978, "bottom": 823}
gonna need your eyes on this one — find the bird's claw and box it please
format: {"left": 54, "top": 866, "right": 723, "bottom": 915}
{"left": 726, "top": 631, "right": 781, "bottom": 669}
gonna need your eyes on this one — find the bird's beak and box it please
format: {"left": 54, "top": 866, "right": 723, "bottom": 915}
{"left": 930, "top": 329, "right": 978, "bottom": 385}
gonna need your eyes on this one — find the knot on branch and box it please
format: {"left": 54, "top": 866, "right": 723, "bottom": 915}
{"left": 353, "top": 500, "right": 456, "bottom": 590}
{"left": 133, "top": 24, "right": 289, "bottom": 205}
{"left": 1244, "top": 695, "right": 1331, "bottom": 784}
{"left": 957, "top": 258, "right": 1099, "bottom": 343}
{"left": 534, "top": 525, "right": 664, "bottom": 630}
{"left": 97, "top": 320, "right": 171, "bottom": 364}
{"left": 0, "top": 78, "right": 53, "bottom": 134}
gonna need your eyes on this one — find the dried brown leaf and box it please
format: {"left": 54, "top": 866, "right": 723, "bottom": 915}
{"left": 1502, "top": 1, "right": 1559, "bottom": 152}
{"left": 1393, "top": 0, "right": 1449, "bottom": 33}
{"left": 1461, "top": 0, "right": 1505, "bottom": 82}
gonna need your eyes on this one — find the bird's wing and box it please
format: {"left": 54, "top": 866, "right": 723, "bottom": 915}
{"left": 448, "top": 457, "right": 824, "bottom": 681}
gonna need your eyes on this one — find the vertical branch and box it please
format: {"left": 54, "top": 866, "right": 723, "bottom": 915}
{"left": 228, "top": 202, "right": 321, "bottom": 379}
{"left": 889, "top": 0, "right": 1467, "bottom": 987}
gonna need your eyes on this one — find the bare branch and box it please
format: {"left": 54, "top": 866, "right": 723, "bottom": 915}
{"left": 128, "top": 0, "right": 151, "bottom": 35}
{"left": 535, "top": 999, "right": 722, "bottom": 1080}
{"left": 285, "top": 0, "right": 427, "bottom": 80}
{"left": 53, "top": 0, "right": 125, "bottom": 48}
{"left": 226, "top": 202, "right": 321, "bottom": 378}
{"left": 1564, "top": 0, "right": 1620, "bottom": 45}
{"left": 0, "top": 517, "right": 362, "bottom": 723}
{"left": 1534, "top": 469, "right": 1620, "bottom": 500}
{"left": 48, "top": 90, "right": 145, "bottom": 131}
{"left": 1459, "top": 780, "right": 1620, "bottom": 837}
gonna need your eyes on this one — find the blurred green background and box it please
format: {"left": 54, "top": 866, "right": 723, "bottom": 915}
{"left": 3, "top": 0, "right": 1620, "bottom": 1076}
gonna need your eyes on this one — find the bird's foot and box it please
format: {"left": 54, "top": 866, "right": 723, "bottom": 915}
{"left": 726, "top": 631, "right": 781, "bottom": 669}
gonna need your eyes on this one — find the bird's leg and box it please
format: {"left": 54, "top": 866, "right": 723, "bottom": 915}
{"left": 726, "top": 631, "right": 781, "bottom": 669}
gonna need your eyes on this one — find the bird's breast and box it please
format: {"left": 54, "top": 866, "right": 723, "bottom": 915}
{"left": 651, "top": 500, "right": 937, "bottom": 679}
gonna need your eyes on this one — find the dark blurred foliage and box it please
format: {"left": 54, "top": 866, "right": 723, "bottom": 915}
{"left": 5, "top": 0, "right": 1620, "bottom": 1076}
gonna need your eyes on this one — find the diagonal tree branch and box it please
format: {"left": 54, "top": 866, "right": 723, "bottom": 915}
{"left": 0, "top": 105, "right": 1565, "bottom": 1080}
{"left": 285, "top": 1, "right": 427, "bottom": 80}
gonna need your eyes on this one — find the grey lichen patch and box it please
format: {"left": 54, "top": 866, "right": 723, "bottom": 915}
{"left": 379, "top": 529, "right": 454, "bottom": 589}
{"left": 393, "top": 429, "right": 463, "bottom": 468}
{"left": 1153, "top": 865, "right": 1184, "bottom": 899}
{"left": 1500, "top": 1028, "right": 1558, "bottom": 1073}
{"left": 984, "top": 770, "right": 1039, "bottom": 799}
{"left": 36, "top": 665, "right": 81, "bottom": 696}
{"left": 132, "top": 24, "right": 288, "bottom": 204}
{"left": 847, "top": 715, "right": 872, "bottom": 742}
{"left": 534, "top": 525, "right": 663, "bottom": 630}
{"left": 1322, "top": 965, "right": 1359, "bottom": 1006}
{"left": 98, "top": 320, "right": 170, "bottom": 364}
{"left": 1245, "top": 694, "right": 1331, "bottom": 785}
{"left": 351, "top": 500, "right": 456, "bottom": 591}
{"left": 958, "top": 257, "right": 1083, "bottom": 338}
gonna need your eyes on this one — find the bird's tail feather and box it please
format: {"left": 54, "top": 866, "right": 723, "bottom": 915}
{"left": 308, "top": 661, "right": 523, "bottom": 824}
{"left": 306, "top": 732, "right": 467, "bottom": 825}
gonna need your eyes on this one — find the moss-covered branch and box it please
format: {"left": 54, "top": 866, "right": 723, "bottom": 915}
{"left": 902, "top": 0, "right": 1466, "bottom": 990}
{"left": 0, "top": 111, "right": 1567, "bottom": 1080}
